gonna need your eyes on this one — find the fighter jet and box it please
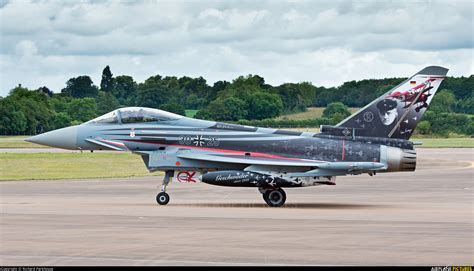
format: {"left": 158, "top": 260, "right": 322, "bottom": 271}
{"left": 26, "top": 66, "right": 448, "bottom": 207}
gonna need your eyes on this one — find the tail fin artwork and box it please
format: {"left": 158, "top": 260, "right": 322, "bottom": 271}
{"left": 336, "top": 66, "right": 449, "bottom": 140}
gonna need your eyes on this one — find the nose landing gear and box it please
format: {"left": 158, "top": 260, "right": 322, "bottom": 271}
{"left": 156, "top": 170, "right": 173, "bottom": 205}
{"left": 156, "top": 192, "right": 170, "bottom": 205}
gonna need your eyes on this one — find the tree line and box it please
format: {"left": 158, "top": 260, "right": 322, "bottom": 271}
{"left": 0, "top": 65, "right": 472, "bottom": 136}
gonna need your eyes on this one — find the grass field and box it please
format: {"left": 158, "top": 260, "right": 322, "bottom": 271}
{"left": 409, "top": 138, "right": 474, "bottom": 148}
{"left": 0, "top": 152, "right": 156, "bottom": 181}
{"left": 0, "top": 136, "right": 46, "bottom": 148}
{"left": 277, "top": 107, "right": 360, "bottom": 120}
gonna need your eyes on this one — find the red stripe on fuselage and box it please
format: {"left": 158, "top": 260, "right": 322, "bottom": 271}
{"left": 101, "top": 139, "right": 126, "bottom": 147}
{"left": 342, "top": 140, "right": 345, "bottom": 161}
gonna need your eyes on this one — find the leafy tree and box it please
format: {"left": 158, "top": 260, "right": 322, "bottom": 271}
{"left": 232, "top": 75, "right": 266, "bottom": 90}
{"left": 160, "top": 103, "right": 186, "bottom": 115}
{"left": 197, "top": 74, "right": 280, "bottom": 120}
{"left": 330, "top": 112, "right": 347, "bottom": 124}
{"left": 323, "top": 102, "right": 351, "bottom": 119}
{"left": 208, "top": 80, "right": 230, "bottom": 102}
{"left": 185, "top": 94, "right": 206, "bottom": 109}
{"left": 179, "top": 76, "right": 209, "bottom": 95}
{"left": 220, "top": 97, "right": 248, "bottom": 121}
{"left": 454, "top": 96, "right": 474, "bottom": 114}
{"left": 70, "top": 120, "right": 83, "bottom": 126}
{"left": 423, "top": 111, "right": 471, "bottom": 136}
{"left": 440, "top": 76, "right": 474, "bottom": 100}
{"left": 136, "top": 75, "right": 172, "bottom": 108}
{"left": 274, "top": 82, "right": 315, "bottom": 113}
{"left": 61, "top": 76, "right": 99, "bottom": 98}
{"left": 194, "top": 108, "right": 210, "bottom": 120}
{"left": 221, "top": 75, "right": 268, "bottom": 99}
{"left": 49, "top": 94, "right": 73, "bottom": 113}
{"left": 113, "top": 75, "right": 137, "bottom": 105}
{"left": 416, "top": 120, "right": 431, "bottom": 135}
{"left": 313, "top": 78, "right": 404, "bottom": 107}
{"left": 67, "top": 98, "right": 97, "bottom": 123}
{"left": 37, "top": 86, "right": 53, "bottom": 97}
{"left": 96, "top": 91, "right": 119, "bottom": 115}
{"left": 9, "top": 110, "right": 27, "bottom": 134}
{"left": 162, "top": 76, "right": 180, "bottom": 92}
{"left": 53, "top": 112, "right": 71, "bottom": 129}
{"left": 465, "top": 120, "right": 474, "bottom": 135}
{"left": 196, "top": 97, "right": 247, "bottom": 121}
{"left": 237, "top": 117, "right": 331, "bottom": 128}
{"left": 0, "top": 99, "right": 27, "bottom": 135}
{"left": 247, "top": 92, "right": 283, "bottom": 120}
{"left": 7, "top": 86, "right": 55, "bottom": 134}
{"left": 100, "top": 65, "right": 114, "bottom": 92}
{"left": 430, "top": 89, "right": 456, "bottom": 113}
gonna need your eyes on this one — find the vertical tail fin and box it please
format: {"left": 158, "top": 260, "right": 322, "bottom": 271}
{"left": 336, "top": 66, "right": 448, "bottom": 140}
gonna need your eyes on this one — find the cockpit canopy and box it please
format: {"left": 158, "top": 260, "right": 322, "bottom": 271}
{"left": 86, "top": 107, "right": 183, "bottom": 124}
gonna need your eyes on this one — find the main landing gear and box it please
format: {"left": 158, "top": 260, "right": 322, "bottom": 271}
{"left": 259, "top": 187, "right": 286, "bottom": 207}
{"left": 156, "top": 170, "right": 173, "bottom": 205}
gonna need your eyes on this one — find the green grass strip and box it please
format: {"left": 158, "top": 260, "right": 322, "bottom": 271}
{"left": 0, "top": 152, "right": 154, "bottom": 181}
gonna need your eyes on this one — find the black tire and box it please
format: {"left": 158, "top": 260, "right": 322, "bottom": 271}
{"left": 263, "top": 188, "right": 286, "bottom": 207}
{"left": 156, "top": 192, "right": 170, "bottom": 205}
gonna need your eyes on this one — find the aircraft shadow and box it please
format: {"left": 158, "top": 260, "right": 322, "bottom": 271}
{"left": 172, "top": 202, "right": 382, "bottom": 209}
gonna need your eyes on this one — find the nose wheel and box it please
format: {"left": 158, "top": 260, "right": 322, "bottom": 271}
{"left": 156, "top": 192, "right": 170, "bottom": 205}
{"left": 260, "top": 187, "right": 286, "bottom": 207}
{"left": 156, "top": 170, "right": 173, "bottom": 205}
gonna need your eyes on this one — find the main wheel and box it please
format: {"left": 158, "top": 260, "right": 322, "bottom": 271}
{"left": 263, "top": 188, "right": 286, "bottom": 207}
{"left": 156, "top": 192, "right": 170, "bottom": 205}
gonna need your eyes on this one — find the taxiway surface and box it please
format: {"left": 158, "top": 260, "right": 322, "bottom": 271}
{"left": 1, "top": 148, "right": 473, "bottom": 265}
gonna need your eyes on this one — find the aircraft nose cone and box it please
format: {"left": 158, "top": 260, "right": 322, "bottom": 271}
{"left": 26, "top": 126, "right": 78, "bottom": 150}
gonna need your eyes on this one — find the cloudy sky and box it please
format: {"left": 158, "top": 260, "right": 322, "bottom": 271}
{"left": 0, "top": 0, "right": 472, "bottom": 97}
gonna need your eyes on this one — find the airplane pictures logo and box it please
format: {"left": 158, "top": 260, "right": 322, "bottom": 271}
{"left": 432, "top": 266, "right": 472, "bottom": 271}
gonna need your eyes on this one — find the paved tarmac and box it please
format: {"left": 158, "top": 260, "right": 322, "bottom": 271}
{"left": 0, "top": 148, "right": 472, "bottom": 266}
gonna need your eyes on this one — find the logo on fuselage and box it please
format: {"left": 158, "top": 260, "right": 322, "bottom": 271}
{"left": 179, "top": 135, "right": 220, "bottom": 147}
{"left": 363, "top": 111, "right": 374, "bottom": 122}
{"left": 176, "top": 171, "right": 199, "bottom": 182}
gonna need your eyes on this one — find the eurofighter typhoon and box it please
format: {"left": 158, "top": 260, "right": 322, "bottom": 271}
{"left": 27, "top": 66, "right": 448, "bottom": 207}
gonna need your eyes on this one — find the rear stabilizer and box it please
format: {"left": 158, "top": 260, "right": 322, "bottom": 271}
{"left": 336, "top": 66, "right": 448, "bottom": 140}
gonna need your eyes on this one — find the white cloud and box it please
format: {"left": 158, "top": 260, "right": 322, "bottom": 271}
{"left": 15, "top": 40, "right": 38, "bottom": 56}
{"left": 0, "top": 0, "right": 472, "bottom": 96}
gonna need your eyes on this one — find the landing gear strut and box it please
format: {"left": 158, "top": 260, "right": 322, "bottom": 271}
{"left": 156, "top": 170, "right": 173, "bottom": 205}
{"left": 259, "top": 187, "right": 286, "bottom": 207}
